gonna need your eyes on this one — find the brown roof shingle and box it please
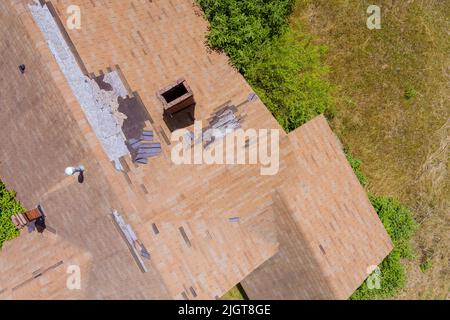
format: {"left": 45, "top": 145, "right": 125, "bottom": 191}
{"left": 241, "top": 118, "right": 393, "bottom": 299}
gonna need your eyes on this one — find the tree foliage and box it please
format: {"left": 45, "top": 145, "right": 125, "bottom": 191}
{"left": 0, "top": 181, "right": 23, "bottom": 248}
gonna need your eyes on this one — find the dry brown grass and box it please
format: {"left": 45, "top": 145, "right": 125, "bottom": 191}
{"left": 293, "top": 0, "right": 449, "bottom": 299}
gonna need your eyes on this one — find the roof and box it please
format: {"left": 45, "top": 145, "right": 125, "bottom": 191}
{"left": 0, "top": 0, "right": 170, "bottom": 299}
{"left": 241, "top": 119, "right": 393, "bottom": 299}
{"left": 0, "top": 0, "right": 392, "bottom": 299}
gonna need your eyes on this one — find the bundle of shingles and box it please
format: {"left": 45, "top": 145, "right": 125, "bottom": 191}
{"left": 127, "top": 130, "right": 162, "bottom": 164}
{"left": 203, "top": 105, "right": 242, "bottom": 149}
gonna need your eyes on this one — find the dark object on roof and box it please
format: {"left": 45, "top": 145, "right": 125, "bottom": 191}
{"left": 118, "top": 94, "right": 152, "bottom": 151}
{"left": 159, "top": 79, "right": 196, "bottom": 132}
{"left": 247, "top": 92, "right": 258, "bottom": 102}
{"left": 178, "top": 226, "right": 192, "bottom": 247}
{"left": 135, "top": 158, "right": 148, "bottom": 165}
{"left": 78, "top": 171, "right": 84, "bottom": 184}
{"left": 35, "top": 216, "right": 46, "bottom": 234}
{"left": 129, "top": 139, "right": 143, "bottom": 150}
{"left": 158, "top": 78, "right": 195, "bottom": 116}
{"left": 140, "top": 247, "right": 150, "bottom": 259}
{"left": 203, "top": 105, "right": 241, "bottom": 149}
{"left": 19, "top": 64, "right": 26, "bottom": 74}
{"left": 128, "top": 130, "right": 162, "bottom": 164}
{"left": 140, "top": 142, "right": 161, "bottom": 149}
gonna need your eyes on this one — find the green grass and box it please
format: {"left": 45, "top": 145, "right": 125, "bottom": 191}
{"left": 346, "top": 153, "right": 417, "bottom": 300}
{"left": 196, "top": 0, "right": 333, "bottom": 132}
{"left": 294, "top": 0, "right": 450, "bottom": 298}
{"left": 0, "top": 180, "right": 23, "bottom": 248}
{"left": 420, "top": 259, "right": 433, "bottom": 273}
{"left": 345, "top": 151, "right": 368, "bottom": 187}
{"left": 246, "top": 23, "right": 333, "bottom": 131}
{"left": 404, "top": 86, "right": 418, "bottom": 100}
{"left": 221, "top": 284, "right": 247, "bottom": 300}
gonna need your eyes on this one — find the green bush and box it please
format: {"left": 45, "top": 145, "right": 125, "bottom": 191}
{"left": 196, "top": 0, "right": 333, "bottom": 132}
{"left": 0, "top": 180, "right": 23, "bottom": 248}
{"left": 346, "top": 152, "right": 368, "bottom": 187}
{"left": 370, "top": 195, "right": 416, "bottom": 260}
{"left": 246, "top": 25, "right": 333, "bottom": 132}
{"left": 346, "top": 152, "right": 417, "bottom": 299}
{"left": 197, "top": 0, "right": 296, "bottom": 73}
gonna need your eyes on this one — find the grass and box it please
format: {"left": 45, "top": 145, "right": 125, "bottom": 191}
{"left": 420, "top": 259, "right": 433, "bottom": 273}
{"left": 198, "top": 0, "right": 448, "bottom": 299}
{"left": 351, "top": 192, "right": 417, "bottom": 299}
{"left": 245, "top": 22, "right": 333, "bottom": 131}
{"left": 0, "top": 180, "right": 23, "bottom": 248}
{"left": 196, "top": 0, "right": 333, "bottom": 132}
{"left": 293, "top": 0, "right": 450, "bottom": 299}
{"left": 221, "top": 284, "right": 247, "bottom": 300}
{"left": 346, "top": 150, "right": 417, "bottom": 300}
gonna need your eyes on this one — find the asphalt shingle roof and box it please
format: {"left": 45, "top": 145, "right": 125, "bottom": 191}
{"left": 0, "top": 0, "right": 392, "bottom": 299}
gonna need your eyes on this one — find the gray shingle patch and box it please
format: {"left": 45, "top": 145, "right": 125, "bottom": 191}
{"left": 29, "top": 3, "right": 129, "bottom": 171}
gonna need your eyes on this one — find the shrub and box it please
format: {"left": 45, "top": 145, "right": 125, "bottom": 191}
{"left": 370, "top": 195, "right": 416, "bottom": 260}
{"left": 346, "top": 151, "right": 417, "bottom": 299}
{"left": 404, "top": 86, "right": 418, "bottom": 100}
{"left": 346, "top": 152, "right": 368, "bottom": 187}
{"left": 246, "top": 25, "right": 333, "bottom": 132}
{"left": 0, "top": 180, "right": 23, "bottom": 248}
{"left": 350, "top": 195, "right": 416, "bottom": 299}
{"left": 196, "top": 0, "right": 333, "bottom": 132}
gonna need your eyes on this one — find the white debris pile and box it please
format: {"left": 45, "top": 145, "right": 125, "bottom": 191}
{"left": 29, "top": 3, "right": 129, "bottom": 170}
